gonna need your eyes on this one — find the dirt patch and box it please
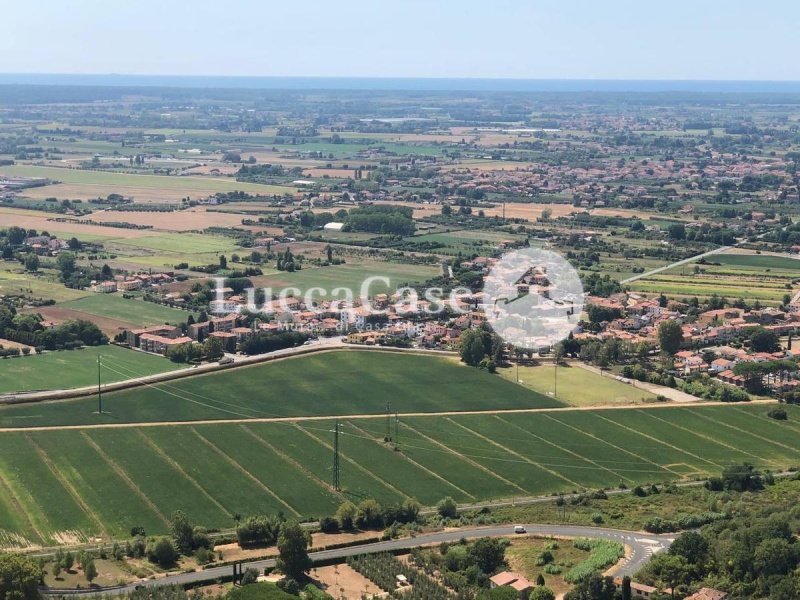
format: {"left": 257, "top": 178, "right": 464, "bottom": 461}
{"left": 0, "top": 208, "right": 152, "bottom": 239}
{"left": 0, "top": 338, "right": 31, "bottom": 351}
{"left": 480, "top": 203, "right": 577, "bottom": 221}
{"left": 214, "top": 531, "right": 381, "bottom": 563}
{"left": 311, "top": 563, "right": 386, "bottom": 599}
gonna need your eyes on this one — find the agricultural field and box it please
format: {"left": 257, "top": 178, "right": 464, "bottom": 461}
{"left": 0, "top": 164, "right": 296, "bottom": 203}
{"left": 499, "top": 363, "right": 657, "bottom": 406}
{"left": 0, "top": 351, "right": 561, "bottom": 428}
{"left": 0, "top": 264, "right": 91, "bottom": 303}
{"left": 53, "top": 294, "right": 196, "bottom": 328}
{"left": 249, "top": 261, "right": 441, "bottom": 298}
{"left": 0, "top": 401, "right": 799, "bottom": 548}
{"left": 0, "top": 345, "right": 182, "bottom": 394}
{"left": 629, "top": 250, "right": 799, "bottom": 305}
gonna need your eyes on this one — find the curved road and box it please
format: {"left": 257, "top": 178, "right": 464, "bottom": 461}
{"left": 45, "top": 524, "right": 673, "bottom": 596}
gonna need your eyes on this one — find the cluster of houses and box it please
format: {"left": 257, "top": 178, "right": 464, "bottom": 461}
{"left": 91, "top": 271, "right": 175, "bottom": 293}
{"left": 25, "top": 235, "right": 69, "bottom": 256}
{"left": 582, "top": 293, "right": 800, "bottom": 392}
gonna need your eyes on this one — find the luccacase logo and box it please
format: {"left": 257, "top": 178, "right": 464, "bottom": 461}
{"left": 481, "top": 248, "right": 584, "bottom": 350}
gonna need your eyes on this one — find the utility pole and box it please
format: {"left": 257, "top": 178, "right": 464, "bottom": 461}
{"left": 394, "top": 413, "right": 399, "bottom": 448}
{"left": 554, "top": 361, "right": 558, "bottom": 398}
{"left": 332, "top": 420, "right": 340, "bottom": 491}
{"left": 97, "top": 354, "right": 102, "bottom": 414}
{"left": 385, "top": 401, "right": 391, "bottom": 441}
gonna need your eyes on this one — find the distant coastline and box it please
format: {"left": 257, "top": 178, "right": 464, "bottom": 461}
{"left": 1, "top": 73, "right": 800, "bottom": 93}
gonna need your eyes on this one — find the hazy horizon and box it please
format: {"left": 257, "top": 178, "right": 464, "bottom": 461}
{"left": 2, "top": 0, "right": 799, "bottom": 81}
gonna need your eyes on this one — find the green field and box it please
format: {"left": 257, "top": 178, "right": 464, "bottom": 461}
{"left": 500, "top": 363, "right": 657, "bottom": 406}
{"left": 250, "top": 261, "right": 440, "bottom": 298}
{"left": 0, "top": 266, "right": 91, "bottom": 303}
{"left": 0, "top": 345, "right": 182, "bottom": 394}
{"left": 0, "top": 351, "right": 561, "bottom": 428}
{"left": 712, "top": 253, "right": 800, "bottom": 270}
{"left": 59, "top": 294, "right": 196, "bottom": 327}
{"left": 630, "top": 251, "right": 798, "bottom": 305}
{"left": 0, "top": 164, "right": 295, "bottom": 196}
{"left": 1, "top": 401, "right": 799, "bottom": 548}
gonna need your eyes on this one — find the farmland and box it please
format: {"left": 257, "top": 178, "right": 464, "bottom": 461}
{"left": 0, "top": 164, "right": 296, "bottom": 203}
{"left": 629, "top": 250, "right": 799, "bottom": 305}
{"left": 249, "top": 261, "right": 441, "bottom": 298}
{"left": 0, "top": 401, "right": 799, "bottom": 548}
{"left": 499, "top": 363, "right": 658, "bottom": 406}
{"left": 0, "top": 345, "right": 182, "bottom": 394}
{"left": 0, "top": 351, "right": 562, "bottom": 427}
{"left": 54, "top": 294, "right": 196, "bottom": 328}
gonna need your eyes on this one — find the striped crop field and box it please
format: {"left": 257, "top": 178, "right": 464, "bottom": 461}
{"left": 1, "top": 402, "right": 799, "bottom": 549}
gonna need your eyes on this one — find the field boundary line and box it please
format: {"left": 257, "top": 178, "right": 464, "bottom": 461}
{"left": 540, "top": 414, "right": 682, "bottom": 478}
{"left": 134, "top": 429, "right": 233, "bottom": 519}
{"left": 495, "top": 415, "right": 636, "bottom": 483}
{"left": 399, "top": 422, "right": 528, "bottom": 495}
{"left": 293, "top": 424, "right": 412, "bottom": 501}
{"left": 444, "top": 417, "right": 582, "bottom": 489}
{"left": 0, "top": 466, "right": 46, "bottom": 545}
{"left": 0, "top": 400, "right": 779, "bottom": 434}
{"left": 731, "top": 406, "right": 800, "bottom": 435}
{"left": 636, "top": 410, "right": 772, "bottom": 466}
{"left": 79, "top": 432, "right": 171, "bottom": 528}
{"left": 592, "top": 413, "right": 722, "bottom": 470}
{"left": 347, "top": 421, "right": 476, "bottom": 500}
{"left": 189, "top": 428, "right": 301, "bottom": 518}
{"left": 239, "top": 425, "right": 345, "bottom": 501}
{"left": 25, "top": 435, "right": 109, "bottom": 540}
{"left": 690, "top": 410, "right": 800, "bottom": 459}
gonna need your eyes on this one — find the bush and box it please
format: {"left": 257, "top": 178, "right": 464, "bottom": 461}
{"left": 319, "top": 516, "right": 339, "bottom": 534}
{"left": 768, "top": 408, "right": 788, "bottom": 420}
{"left": 147, "top": 537, "right": 178, "bottom": 568}
{"left": 437, "top": 497, "right": 458, "bottom": 519}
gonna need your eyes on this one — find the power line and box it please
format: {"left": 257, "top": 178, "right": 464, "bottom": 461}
{"left": 332, "top": 420, "right": 341, "bottom": 491}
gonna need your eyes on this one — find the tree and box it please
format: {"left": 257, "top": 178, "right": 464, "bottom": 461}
{"left": 84, "top": 559, "right": 97, "bottom": 584}
{"left": 100, "top": 264, "right": 113, "bottom": 280}
{"left": 149, "top": 538, "right": 178, "bottom": 568}
{"left": 530, "top": 587, "right": 555, "bottom": 600}
{"left": 170, "top": 510, "right": 195, "bottom": 554}
{"left": 722, "top": 463, "right": 763, "bottom": 492}
{"left": 63, "top": 551, "right": 74, "bottom": 572}
{"left": 203, "top": 335, "right": 224, "bottom": 361}
{"left": 468, "top": 537, "right": 505, "bottom": 573}
{"left": 459, "top": 329, "right": 487, "bottom": 366}
{"left": 658, "top": 320, "right": 683, "bottom": 356}
{"left": 0, "top": 553, "right": 42, "bottom": 600}
{"left": 478, "top": 587, "right": 517, "bottom": 600}
{"left": 668, "top": 531, "right": 709, "bottom": 566}
{"left": 52, "top": 561, "right": 62, "bottom": 580}
{"left": 667, "top": 223, "right": 686, "bottom": 240}
{"left": 275, "top": 522, "right": 311, "bottom": 581}
{"left": 437, "top": 497, "right": 458, "bottom": 519}
{"left": 325, "top": 245, "right": 333, "bottom": 263}
{"left": 646, "top": 554, "right": 690, "bottom": 599}
{"left": 219, "top": 255, "right": 228, "bottom": 270}
{"left": 24, "top": 254, "right": 39, "bottom": 272}
{"left": 56, "top": 252, "right": 76, "bottom": 279}
{"left": 621, "top": 575, "right": 632, "bottom": 600}
{"left": 749, "top": 327, "right": 780, "bottom": 353}
{"left": 336, "top": 501, "right": 357, "bottom": 531}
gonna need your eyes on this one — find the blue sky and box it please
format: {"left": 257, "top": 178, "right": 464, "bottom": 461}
{"left": 2, "top": 0, "right": 798, "bottom": 80}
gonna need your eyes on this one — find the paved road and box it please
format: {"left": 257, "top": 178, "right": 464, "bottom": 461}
{"left": 45, "top": 524, "right": 673, "bottom": 596}
{"left": 621, "top": 246, "right": 732, "bottom": 284}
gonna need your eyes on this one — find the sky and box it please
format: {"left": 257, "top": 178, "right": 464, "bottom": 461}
{"left": 1, "top": 0, "right": 799, "bottom": 81}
